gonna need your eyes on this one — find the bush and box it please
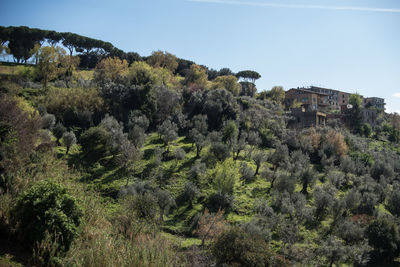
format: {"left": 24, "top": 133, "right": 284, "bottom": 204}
{"left": 206, "top": 191, "right": 234, "bottom": 212}
{"left": 240, "top": 162, "right": 255, "bottom": 183}
{"left": 14, "top": 180, "right": 82, "bottom": 251}
{"left": 360, "top": 123, "right": 372, "bottom": 137}
{"left": 125, "top": 193, "right": 159, "bottom": 222}
{"left": 212, "top": 227, "right": 280, "bottom": 267}
{"left": 41, "top": 113, "right": 56, "bottom": 130}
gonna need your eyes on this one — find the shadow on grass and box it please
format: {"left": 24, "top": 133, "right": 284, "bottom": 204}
{"left": 163, "top": 203, "right": 198, "bottom": 236}
{"left": 101, "top": 166, "right": 126, "bottom": 184}
{"left": 149, "top": 137, "right": 163, "bottom": 145}
{"left": 251, "top": 186, "right": 269, "bottom": 198}
{"left": 176, "top": 156, "right": 197, "bottom": 173}
{"left": 143, "top": 148, "right": 155, "bottom": 160}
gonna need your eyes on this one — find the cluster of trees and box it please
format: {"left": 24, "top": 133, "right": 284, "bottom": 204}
{"left": 1, "top": 26, "right": 264, "bottom": 84}
{"left": 0, "top": 26, "right": 136, "bottom": 68}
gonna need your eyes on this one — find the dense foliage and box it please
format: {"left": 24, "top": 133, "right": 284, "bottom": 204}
{"left": 14, "top": 180, "right": 82, "bottom": 251}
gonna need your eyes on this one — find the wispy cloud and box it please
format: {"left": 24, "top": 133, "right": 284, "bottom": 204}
{"left": 188, "top": 0, "right": 400, "bottom": 13}
{"left": 393, "top": 93, "right": 400, "bottom": 98}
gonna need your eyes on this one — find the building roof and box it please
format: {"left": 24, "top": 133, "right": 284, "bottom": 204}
{"left": 286, "top": 88, "right": 329, "bottom": 96}
{"left": 309, "top": 86, "right": 340, "bottom": 93}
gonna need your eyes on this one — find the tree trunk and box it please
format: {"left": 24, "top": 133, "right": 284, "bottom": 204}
{"left": 270, "top": 169, "right": 278, "bottom": 188}
{"left": 301, "top": 181, "right": 308, "bottom": 195}
{"left": 329, "top": 257, "right": 334, "bottom": 267}
{"left": 255, "top": 164, "right": 260, "bottom": 176}
{"left": 44, "top": 76, "right": 48, "bottom": 89}
{"left": 159, "top": 209, "right": 164, "bottom": 222}
{"left": 196, "top": 146, "right": 201, "bottom": 158}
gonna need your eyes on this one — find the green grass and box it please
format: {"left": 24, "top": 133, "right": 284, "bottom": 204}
{"left": 64, "top": 132, "right": 282, "bottom": 243}
{"left": 57, "top": 128, "right": 400, "bottom": 262}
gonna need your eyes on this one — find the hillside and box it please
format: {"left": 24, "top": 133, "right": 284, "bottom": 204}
{"left": 1, "top": 39, "right": 400, "bottom": 267}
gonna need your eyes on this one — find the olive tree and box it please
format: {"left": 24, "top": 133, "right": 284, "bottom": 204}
{"left": 62, "top": 131, "right": 76, "bottom": 155}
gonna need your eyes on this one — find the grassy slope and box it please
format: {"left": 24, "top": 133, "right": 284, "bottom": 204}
{"left": 65, "top": 131, "right": 327, "bottom": 254}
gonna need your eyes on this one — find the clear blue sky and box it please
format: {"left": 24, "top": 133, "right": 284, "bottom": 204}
{"left": 1, "top": 0, "right": 399, "bottom": 112}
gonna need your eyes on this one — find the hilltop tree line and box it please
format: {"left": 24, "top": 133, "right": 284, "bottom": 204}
{"left": 0, "top": 25, "right": 262, "bottom": 84}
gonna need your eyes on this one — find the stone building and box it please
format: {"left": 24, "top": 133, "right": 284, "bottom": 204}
{"left": 288, "top": 107, "right": 326, "bottom": 128}
{"left": 337, "top": 104, "right": 378, "bottom": 127}
{"left": 285, "top": 88, "right": 328, "bottom": 111}
{"left": 285, "top": 86, "right": 385, "bottom": 128}
{"left": 299, "top": 86, "right": 353, "bottom": 110}
{"left": 363, "top": 97, "right": 385, "bottom": 110}
{"left": 361, "top": 108, "right": 378, "bottom": 126}
{"left": 338, "top": 91, "right": 351, "bottom": 106}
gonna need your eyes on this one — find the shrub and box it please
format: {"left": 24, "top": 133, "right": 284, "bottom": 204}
{"left": 14, "top": 180, "right": 82, "bottom": 251}
{"left": 240, "top": 162, "right": 255, "bottom": 183}
{"left": 188, "top": 160, "right": 207, "bottom": 181}
{"left": 125, "top": 193, "right": 159, "bottom": 222}
{"left": 174, "top": 147, "right": 186, "bottom": 161}
{"left": 212, "top": 227, "right": 279, "bottom": 267}
{"left": 360, "top": 123, "right": 372, "bottom": 137}
{"left": 326, "top": 130, "right": 348, "bottom": 157}
{"left": 41, "top": 113, "right": 56, "bottom": 130}
{"left": 206, "top": 191, "right": 234, "bottom": 212}
{"left": 194, "top": 209, "right": 226, "bottom": 246}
